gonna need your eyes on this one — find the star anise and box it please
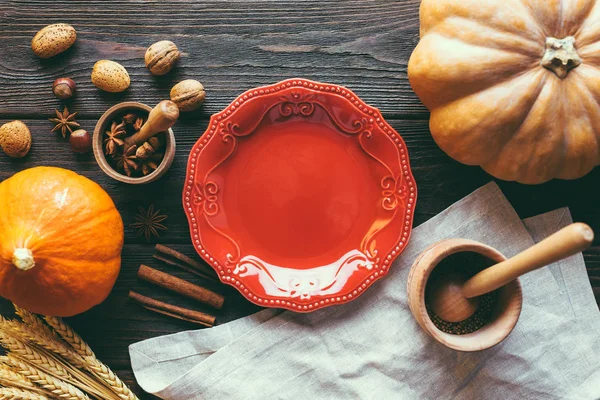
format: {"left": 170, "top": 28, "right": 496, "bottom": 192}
{"left": 139, "top": 153, "right": 164, "bottom": 175}
{"left": 114, "top": 145, "right": 138, "bottom": 176}
{"left": 104, "top": 121, "right": 126, "bottom": 156}
{"left": 133, "top": 117, "right": 144, "bottom": 132}
{"left": 49, "top": 106, "right": 80, "bottom": 138}
{"left": 122, "top": 113, "right": 137, "bottom": 125}
{"left": 130, "top": 205, "right": 168, "bottom": 241}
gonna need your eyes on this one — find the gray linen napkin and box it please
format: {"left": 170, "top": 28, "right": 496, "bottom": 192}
{"left": 129, "top": 183, "right": 600, "bottom": 399}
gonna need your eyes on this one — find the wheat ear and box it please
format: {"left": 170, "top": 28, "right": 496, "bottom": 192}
{"left": 83, "top": 357, "right": 139, "bottom": 400}
{"left": 44, "top": 317, "right": 138, "bottom": 400}
{"left": 0, "top": 333, "right": 114, "bottom": 400}
{"left": 43, "top": 317, "right": 95, "bottom": 358}
{"left": 13, "top": 306, "right": 58, "bottom": 342}
{"left": 0, "top": 388, "right": 48, "bottom": 400}
{"left": 12, "top": 306, "right": 85, "bottom": 367}
{"left": 3, "top": 355, "right": 90, "bottom": 400}
{"left": 0, "top": 364, "right": 33, "bottom": 386}
{"left": 0, "top": 331, "right": 72, "bottom": 381}
{"left": 4, "top": 320, "right": 86, "bottom": 369}
{"left": 0, "top": 364, "right": 46, "bottom": 395}
{"left": 0, "top": 382, "right": 48, "bottom": 397}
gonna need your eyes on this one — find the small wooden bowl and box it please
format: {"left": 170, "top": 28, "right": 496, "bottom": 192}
{"left": 407, "top": 239, "right": 523, "bottom": 352}
{"left": 93, "top": 102, "right": 176, "bottom": 184}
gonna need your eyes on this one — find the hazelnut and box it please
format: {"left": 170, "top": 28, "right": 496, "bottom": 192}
{"left": 145, "top": 40, "right": 180, "bottom": 76}
{"left": 170, "top": 79, "right": 205, "bottom": 112}
{"left": 69, "top": 129, "right": 92, "bottom": 153}
{"left": 0, "top": 121, "right": 32, "bottom": 158}
{"left": 52, "top": 78, "right": 76, "bottom": 99}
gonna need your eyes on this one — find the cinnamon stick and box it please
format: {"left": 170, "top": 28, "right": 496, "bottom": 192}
{"left": 153, "top": 253, "right": 218, "bottom": 283}
{"left": 155, "top": 244, "right": 219, "bottom": 281}
{"left": 138, "top": 264, "right": 224, "bottom": 309}
{"left": 129, "top": 291, "right": 215, "bottom": 327}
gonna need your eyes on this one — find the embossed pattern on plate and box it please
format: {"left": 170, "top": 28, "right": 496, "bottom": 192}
{"left": 184, "top": 78, "right": 417, "bottom": 312}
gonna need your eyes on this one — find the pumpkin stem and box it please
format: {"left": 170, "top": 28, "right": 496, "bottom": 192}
{"left": 541, "top": 36, "right": 581, "bottom": 79}
{"left": 12, "top": 248, "right": 35, "bottom": 271}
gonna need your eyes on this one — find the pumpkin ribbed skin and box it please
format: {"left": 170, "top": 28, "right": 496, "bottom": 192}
{"left": 0, "top": 167, "right": 123, "bottom": 316}
{"left": 408, "top": 0, "right": 600, "bottom": 184}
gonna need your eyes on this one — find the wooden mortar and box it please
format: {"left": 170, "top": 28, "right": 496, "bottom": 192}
{"left": 93, "top": 101, "right": 176, "bottom": 184}
{"left": 407, "top": 239, "right": 522, "bottom": 352}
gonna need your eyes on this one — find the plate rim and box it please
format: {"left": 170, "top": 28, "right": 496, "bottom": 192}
{"left": 183, "top": 78, "right": 417, "bottom": 312}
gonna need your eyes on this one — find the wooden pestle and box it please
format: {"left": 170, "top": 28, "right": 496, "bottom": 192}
{"left": 125, "top": 100, "right": 179, "bottom": 147}
{"left": 430, "top": 223, "right": 594, "bottom": 323}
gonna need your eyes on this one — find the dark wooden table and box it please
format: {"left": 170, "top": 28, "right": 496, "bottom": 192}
{"left": 1, "top": 1, "right": 598, "bottom": 398}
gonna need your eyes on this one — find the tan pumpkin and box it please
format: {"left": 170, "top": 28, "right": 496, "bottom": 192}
{"left": 408, "top": 0, "right": 600, "bottom": 184}
{"left": 0, "top": 167, "right": 124, "bottom": 316}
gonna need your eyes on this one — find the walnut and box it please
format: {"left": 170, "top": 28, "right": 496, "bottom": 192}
{"left": 145, "top": 41, "right": 180, "bottom": 76}
{"left": 170, "top": 79, "right": 205, "bottom": 112}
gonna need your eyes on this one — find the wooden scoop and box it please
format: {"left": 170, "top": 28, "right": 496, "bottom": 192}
{"left": 429, "top": 223, "right": 594, "bottom": 323}
{"left": 125, "top": 100, "right": 179, "bottom": 147}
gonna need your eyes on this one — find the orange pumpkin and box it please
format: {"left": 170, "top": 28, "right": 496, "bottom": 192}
{"left": 408, "top": 0, "right": 600, "bottom": 184}
{"left": 0, "top": 167, "right": 124, "bottom": 316}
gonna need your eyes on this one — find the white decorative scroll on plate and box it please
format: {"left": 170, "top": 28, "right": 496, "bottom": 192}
{"left": 232, "top": 250, "right": 374, "bottom": 300}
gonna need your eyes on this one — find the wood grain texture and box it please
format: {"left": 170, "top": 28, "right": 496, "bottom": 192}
{"left": 0, "top": 0, "right": 424, "bottom": 119}
{"left": 0, "top": 1, "right": 599, "bottom": 398}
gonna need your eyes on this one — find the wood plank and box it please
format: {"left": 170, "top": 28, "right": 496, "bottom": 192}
{"left": 0, "top": 0, "right": 426, "bottom": 119}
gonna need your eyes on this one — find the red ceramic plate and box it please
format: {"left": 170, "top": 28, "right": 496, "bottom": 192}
{"left": 183, "top": 79, "right": 416, "bottom": 312}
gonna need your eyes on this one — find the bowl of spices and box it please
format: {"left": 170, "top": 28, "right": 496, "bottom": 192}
{"left": 407, "top": 223, "right": 593, "bottom": 352}
{"left": 93, "top": 101, "right": 177, "bottom": 184}
{"left": 407, "top": 240, "right": 521, "bottom": 352}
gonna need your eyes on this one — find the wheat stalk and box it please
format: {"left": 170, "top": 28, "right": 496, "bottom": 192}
{"left": 4, "top": 320, "right": 86, "bottom": 369}
{"left": 0, "top": 385, "right": 45, "bottom": 398}
{"left": 83, "top": 357, "right": 139, "bottom": 400}
{"left": 0, "top": 333, "right": 100, "bottom": 397}
{"left": 44, "top": 317, "right": 138, "bottom": 400}
{"left": 0, "top": 334, "right": 116, "bottom": 400}
{"left": 0, "top": 382, "right": 48, "bottom": 397}
{"left": 1, "top": 312, "right": 135, "bottom": 400}
{"left": 0, "top": 331, "right": 72, "bottom": 381}
{"left": 43, "top": 317, "right": 95, "bottom": 359}
{"left": 0, "top": 364, "right": 46, "bottom": 396}
{"left": 5, "top": 319, "right": 115, "bottom": 400}
{"left": 0, "top": 388, "right": 48, "bottom": 400}
{"left": 12, "top": 306, "right": 84, "bottom": 368}
{"left": 53, "top": 367, "right": 121, "bottom": 400}
{"left": 0, "top": 365, "right": 33, "bottom": 387}
{"left": 3, "top": 355, "right": 90, "bottom": 400}
{"left": 1, "top": 354, "right": 116, "bottom": 400}
{"left": 13, "top": 307, "right": 58, "bottom": 342}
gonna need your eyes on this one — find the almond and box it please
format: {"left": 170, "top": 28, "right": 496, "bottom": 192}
{"left": 91, "top": 60, "right": 130, "bottom": 92}
{"left": 31, "top": 24, "right": 76, "bottom": 58}
{"left": 0, "top": 121, "right": 32, "bottom": 158}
